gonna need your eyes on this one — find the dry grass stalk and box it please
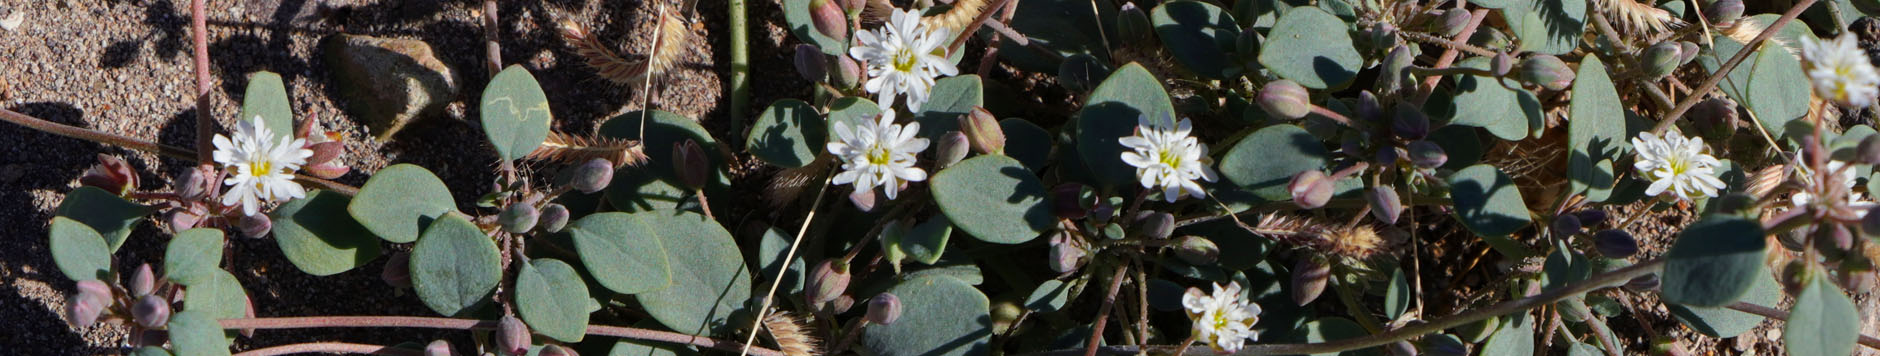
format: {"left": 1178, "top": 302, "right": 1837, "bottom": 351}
{"left": 558, "top": 11, "right": 689, "bottom": 85}
{"left": 920, "top": 0, "right": 989, "bottom": 36}
{"left": 522, "top": 131, "right": 648, "bottom": 167}
{"left": 1242, "top": 213, "right": 1384, "bottom": 260}
{"left": 1603, "top": 0, "right": 1681, "bottom": 36}
{"left": 767, "top": 157, "right": 832, "bottom": 208}
{"left": 761, "top": 311, "right": 819, "bottom": 356}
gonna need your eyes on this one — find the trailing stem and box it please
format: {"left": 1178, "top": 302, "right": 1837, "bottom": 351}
{"left": 219, "top": 316, "right": 788, "bottom": 356}
{"left": 1651, "top": 0, "right": 1817, "bottom": 134}
{"left": 0, "top": 108, "right": 360, "bottom": 195}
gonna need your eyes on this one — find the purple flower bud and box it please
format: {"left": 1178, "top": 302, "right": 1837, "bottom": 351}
{"left": 1258, "top": 80, "right": 1312, "bottom": 119}
{"left": 424, "top": 340, "right": 452, "bottom": 356}
{"left": 1291, "top": 258, "right": 1331, "bottom": 306}
{"left": 1367, "top": 186, "right": 1402, "bottom": 223}
{"left": 1518, "top": 54, "right": 1575, "bottom": 91}
{"left": 1051, "top": 183, "right": 1090, "bottom": 220}
{"left": 129, "top": 263, "right": 155, "bottom": 297}
{"left": 961, "top": 107, "right": 1006, "bottom": 155}
{"left": 795, "top": 44, "right": 829, "bottom": 83}
{"left": 1640, "top": 41, "right": 1682, "bottom": 78}
{"left": 1406, "top": 140, "right": 1447, "bottom": 168}
{"left": 809, "top": 0, "right": 848, "bottom": 42}
{"left": 1356, "top": 91, "right": 1383, "bottom": 124}
{"left": 868, "top": 293, "right": 902, "bottom": 325}
{"left": 1288, "top": 170, "right": 1333, "bottom": 209}
{"left": 806, "top": 260, "right": 851, "bottom": 306}
{"left": 673, "top": 139, "right": 710, "bottom": 190}
{"left": 1172, "top": 236, "right": 1220, "bottom": 265}
{"left": 1709, "top": 0, "right": 1744, "bottom": 27}
{"left": 1624, "top": 273, "right": 1660, "bottom": 292}
{"left": 133, "top": 295, "right": 171, "bottom": 328}
{"left": 1434, "top": 8, "right": 1471, "bottom": 37}
{"left": 499, "top": 203, "right": 539, "bottom": 234}
{"left": 238, "top": 213, "right": 272, "bottom": 239}
{"left": 382, "top": 252, "right": 413, "bottom": 289}
{"left": 565, "top": 158, "right": 614, "bottom": 194}
{"left": 936, "top": 132, "right": 970, "bottom": 169}
{"left": 1491, "top": 52, "right": 1515, "bottom": 77}
{"left": 80, "top": 154, "right": 138, "bottom": 195}
{"left": 1593, "top": 229, "right": 1638, "bottom": 258}
{"left": 538, "top": 204, "right": 570, "bottom": 233}
{"left": 1552, "top": 214, "right": 1582, "bottom": 236}
{"left": 498, "top": 315, "right": 530, "bottom": 356}
{"left": 1575, "top": 210, "right": 1609, "bottom": 226}
{"left": 175, "top": 165, "right": 212, "bottom": 201}
{"left": 1131, "top": 211, "right": 1175, "bottom": 240}
{"left": 69, "top": 280, "right": 113, "bottom": 327}
{"left": 1392, "top": 104, "right": 1430, "bottom": 140}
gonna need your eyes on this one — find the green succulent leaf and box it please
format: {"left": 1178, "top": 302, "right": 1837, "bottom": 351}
{"left": 1669, "top": 271, "right": 1780, "bottom": 337}
{"left": 168, "top": 310, "right": 232, "bottom": 356}
{"left": 182, "top": 269, "right": 249, "bottom": 322}
{"left": 1438, "top": 57, "right": 1539, "bottom": 141}
{"left": 1786, "top": 274, "right": 1860, "bottom": 356}
{"left": 409, "top": 214, "right": 502, "bottom": 317}
{"left": 482, "top": 65, "right": 554, "bottom": 162}
{"left": 1025, "top": 279, "right": 1073, "bottom": 314}
{"left": 1660, "top": 215, "right": 1766, "bottom": 307}
{"left": 270, "top": 190, "right": 382, "bottom": 276}
{"left": 1568, "top": 56, "right": 1626, "bottom": 201}
{"left": 1480, "top": 313, "right": 1535, "bottom": 356}
{"left": 899, "top": 216, "right": 953, "bottom": 265}
{"left": 1001, "top": 118, "right": 1052, "bottom": 171}
{"left": 861, "top": 274, "right": 993, "bottom": 356}
{"left": 1467, "top": 0, "right": 1522, "bottom": 9}
{"left": 238, "top": 71, "right": 295, "bottom": 137}
{"left": 1502, "top": 0, "right": 1587, "bottom": 55}
{"left": 1002, "top": 0, "right": 1114, "bottom": 72}
{"left": 781, "top": 0, "right": 846, "bottom": 56}
{"left": 1447, "top": 164, "right": 1533, "bottom": 254}
{"left": 48, "top": 217, "right": 111, "bottom": 282}
{"left": 1699, "top": 32, "right": 1811, "bottom": 140}
{"left": 828, "top": 96, "right": 883, "bottom": 140}
{"left": 349, "top": 164, "right": 456, "bottom": 243}
{"left": 1153, "top": 0, "right": 1241, "bottom": 79}
{"left": 130, "top": 346, "right": 172, "bottom": 356}
{"left": 608, "top": 339, "right": 686, "bottom": 356}
{"left": 931, "top": 155, "right": 1053, "bottom": 244}
{"left": 1259, "top": 7, "right": 1362, "bottom": 89}
{"left": 1293, "top": 317, "right": 1379, "bottom": 356}
{"left": 915, "top": 75, "right": 985, "bottom": 139}
{"left": 567, "top": 212, "right": 674, "bottom": 295}
{"left": 632, "top": 210, "right": 752, "bottom": 336}
{"left": 754, "top": 224, "right": 807, "bottom": 295}
{"left": 599, "top": 110, "right": 730, "bottom": 215}
{"left": 164, "top": 228, "right": 225, "bottom": 286}
{"left": 1221, "top": 124, "right": 1330, "bottom": 201}
{"left": 1077, "top": 63, "right": 1176, "bottom": 188}
{"left": 56, "top": 186, "right": 155, "bottom": 252}
{"left": 747, "top": 99, "right": 827, "bottom": 168}
{"left": 1382, "top": 268, "right": 1411, "bottom": 320}
{"left": 516, "top": 258, "right": 593, "bottom": 343}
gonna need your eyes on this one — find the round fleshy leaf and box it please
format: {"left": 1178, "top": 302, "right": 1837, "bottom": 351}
{"left": 1568, "top": 56, "right": 1626, "bottom": 200}
{"left": 1501, "top": 0, "right": 1586, "bottom": 55}
{"left": 1660, "top": 215, "right": 1766, "bottom": 307}
{"left": 747, "top": 99, "right": 826, "bottom": 168}
{"left": 1000, "top": 118, "right": 1052, "bottom": 171}
{"left": 1447, "top": 164, "right": 1532, "bottom": 238}
{"left": 1025, "top": 279, "right": 1072, "bottom": 314}
{"left": 828, "top": 96, "right": 882, "bottom": 140}
{"left": 1077, "top": 63, "right": 1176, "bottom": 188}
{"left": 567, "top": 212, "right": 673, "bottom": 295}
{"left": 609, "top": 339, "right": 686, "bottom": 356}
{"left": 49, "top": 217, "right": 111, "bottom": 282}
{"left": 349, "top": 164, "right": 456, "bottom": 243}
{"left": 1669, "top": 271, "right": 1780, "bottom": 337}
{"left": 1292, "top": 317, "right": 1378, "bottom": 356}
{"left": 182, "top": 269, "right": 249, "bottom": 322}
{"left": 516, "top": 258, "right": 592, "bottom": 343}
{"left": 781, "top": 0, "right": 846, "bottom": 56}
{"left": 1428, "top": 125, "right": 1484, "bottom": 170}
{"left": 1787, "top": 275, "right": 1860, "bottom": 356}
{"left": 632, "top": 211, "right": 751, "bottom": 336}
{"left": 1259, "top": 7, "right": 1362, "bottom": 89}
{"left": 1699, "top": 31, "right": 1811, "bottom": 140}
{"left": 1153, "top": 0, "right": 1241, "bottom": 79}
{"left": 131, "top": 346, "right": 172, "bottom": 356}
{"left": 899, "top": 216, "right": 952, "bottom": 265}
{"left": 168, "top": 310, "right": 232, "bottom": 356}
{"left": 1480, "top": 313, "right": 1535, "bottom": 356}
{"left": 1221, "top": 124, "right": 1330, "bottom": 201}
{"left": 1001, "top": 0, "right": 1114, "bottom": 72}
{"left": 860, "top": 275, "right": 992, "bottom": 356}
{"left": 1438, "top": 57, "right": 1538, "bottom": 141}
{"left": 1467, "top": 0, "right": 1522, "bottom": 8}
{"left": 481, "top": 65, "right": 554, "bottom": 162}
{"left": 409, "top": 214, "right": 502, "bottom": 317}
{"left": 270, "top": 190, "right": 382, "bottom": 276}
{"left": 1382, "top": 268, "right": 1411, "bottom": 320}
{"left": 754, "top": 223, "right": 806, "bottom": 295}
{"left": 164, "top": 228, "right": 225, "bottom": 286}
{"left": 599, "top": 110, "right": 731, "bottom": 215}
{"left": 238, "top": 71, "right": 294, "bottom": 137}
{"left": 931, "top": 155, "right": 1053, "bottom": 244}
{"left": 914, "top": 75, "right": 984, "bottom": 139}
{"left": 56, "top": 186, "right": 155, "bottom": 252}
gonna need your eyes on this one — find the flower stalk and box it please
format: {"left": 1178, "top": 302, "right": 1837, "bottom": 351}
{"left": 220, "top": 316, "right": 788, "bottom": 356}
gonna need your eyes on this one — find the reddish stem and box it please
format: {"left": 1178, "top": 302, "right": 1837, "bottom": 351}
{"left": 234, "top": 342, "right": 420, "bottom": 356}
{"left": 218, "top": 316, "right": 787, "bottom": 356}
{"left": 191, "top": 0, "right": 212, "bottom": 164}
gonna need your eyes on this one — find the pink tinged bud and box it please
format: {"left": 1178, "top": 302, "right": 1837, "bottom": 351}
{"left": 1406, "top": 140, "right": 1447, "bottom": 168}
{"left": 175, "top": 165, "right": 213, "bottom": 201}
{"left": 1640, "top": 42, "right": 1682, "bottom": 79}
{"left": 80, "top": 154, "right": 138, "bottom": 195}
{"left": 166, "top": 207, "right": 207, "bottom": 232}
{"left": 1288, "top": 170, "right": 1333, "bottom": 209}
{"left": 1049, "top": 233, "right": 1087, "bottom": 274}
{"left": 1131, "top": 211, "right": 1175, "bottom": 240}
{"left": 238, "top": 213, "right": 272, "bottom": 239}
{"left": 673, "top": 139, "right": 710, "bottom": 190}
{"left": 68, "top": 279, "right": 113, "bottom": 327}
{"left": 832, "top": 294, "right": 857, "bottom": 314}
{"left": 961, "top": 107, "right": 1006, "bottom": 155}
{"left": 1258, "top": 80, "right": 1312, "bottom": 120}
{"left": 129, "top": 263, "right": 156, "bottom": 297}
{"left": 1434, "top": 8, "right": 1470, "bottom": 37}
{"left": 566, "top": 158, "right": 615, "bottom": 194}
{"left": 424, "top": 340, "right": 453, "bottom": 356}
{"left": 832, "top": 55, "right": 864, "bottom": 90}
{"left": 305, "top": 141, "right": 344, "bottom": 165}
{"left": 848, "top": 188, "right": 880, "bottom": 212}
{"left": 133, "top": 295, "right": 171, "bottom": 328}
{"left": 498, "top": 315, "right": 531, "bottom": 355}
{"left": 1517, "top": 54, "right": 1575, "bottom": 91}
{"left": 1366, "top": 186, "right": 1402, "bottom": 223}
{"left": 539, "top": 344, "right": 577, "bottom": 356}
{"left": 867, "top": 293, "right": 902, "bottom": 325}
{"left": 936, "top": 131, "right": 970, "bottom": 169}
{"left": 1709, "top": 0, "right": 1744, "bottom": 27}
{"left": 795, "top": 44, "right": 830, "bottom": 83}
{"left": 806, "top": 260, "right": 852, "bottom": 306}
{"left": 538, "top": 204, "right": 570, "bottom": 233}
{"left": 1172, "top": 236, "right": 1220, "bottom": 265}
{"left": 1291, "top": 258, "right": 1331, "bottom": 306}
{"left": 809, "top": 0, "right": 848, "bottom": 42}
{"left": 499, "top": 203, "right": 540, "bottom": 234}
{"left": 1491, "top": 52, "right": 1515, "bottom": 77}
{"left": 305, "top": 162, "right": 351, "bottom": 180}
{"left": 382, "top": 252, "right": 413, "bottom": 288}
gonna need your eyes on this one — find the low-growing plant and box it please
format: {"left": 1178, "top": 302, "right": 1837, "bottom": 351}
{"left": 14, "top": 0, "right": 1880, "bottom": 355}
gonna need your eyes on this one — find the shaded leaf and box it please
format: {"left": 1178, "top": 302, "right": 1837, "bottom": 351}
{"left": 931, "top": 155, "right": 1053, "bottom": 244}
{"left": 1259, "top": 7, "right": 1362, "bottom": 89}
{"left": 48, "top": 217, "right": 111, "bottom": 282}
{"left": 270, "top": 190, "right": 382, "bottom": 276}
{"left": 1660, "top": 215, "right": 1766, "bottom": 307}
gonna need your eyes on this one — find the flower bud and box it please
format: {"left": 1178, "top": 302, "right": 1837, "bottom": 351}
{"left": 1172, "top": 236, "right": 1220, "bottom": 265}
{"left": 1392, "top": 104, "right": 1430, "bottom": 140}
{"left": 1677, "top": 41, "right": 1700, "bottom": 65}
{"left": 1051, "top": 183, "right": 1090, "bottom": 220}
{"left": 1388, "top": 340, "right": 1419, "bottom": 356}
{"left": 1551, "top": 214, "right": 1582, "bottom": 236}
{"left": 69, "top": 279, "right": 112, "bottom": 327}
{"left": 1557, "top": 298, "right": 1591, "bottom": 323}
{"left": 1049, "top": 233, "right": 1087, "bottom": 273}
{"left": 673, "top": 139, "right": 710, "bottom": 190}
{"left": 1367, "top": 186, "right": 1402, "bottom": 223}
{"left": 1289, "top": 170, "right": 1334, "bottom": 209}
{"left": 1593, "top": 229, "right": 1638, "bottom": 258}
{"left": 566, "top": 158, "right": 614, "bottom": 194}
{"left": 1117, "top": 2, "right": 1153, "bottom": 44}
{"left": 498, "top": 315, "right": 530, "bottom": 356}
{"left": 1625, "top": 273, "right": 1660, "bottom": 292}
{"left": 1379, "top": 45, "right": 1417, "bottom": 94}
{"left": 1089, "top": 199, "right": 1116, "bottom": 224}
{"left": 832, "top": 294, "right": 857, "bottom": 314}
{"left": 133, "top": 295, "right": 171, "bottom": 328}
{"left": 1781, "top": 260, "right": 1810, "bottom": 295}
{"left": 169, "top": 208, "right": 205, "bottom": 232}
{"left": 1709, "top": 0, "right": 1744, "bottom": 27}
{"left": 1857, "top": 134, "right": 1880, "bottom": 165}
{"left": 961, "top": 107, "right": 1006, "bottom": 154}
{"left": 1517, "top": 54, "right": 1575, "bottom": 91}
{"left": 382, "top": 251, "right": 413, "bottom": 288}
{"left": 1575, "top": 209, "right": 1608, "bottom": 226}
{"left": 936, "top": 131, "right": 970, "bottom": 169}
{"left": 129, "top": 263, "right": 155, "bottom": 297}
{"left": 538, "top": 204, "right": 570, "bottom": 233}
{"left": 1356, "top": 91, "right": 1383, "bottom": 124}
{"left": 80, "top": 154, "right": 138, "bottom": 195}
{"left": 809, "top": 0, "right": 848, "bottom": 42}
{"left": 806, "top": 260, "right": 851, "bottom": 306}
{"left": 848, "top": 188, "right": 880, "bottom": 212}
{"left": 867, "top": 293, "right": 902, "bottom": 325}
{"left": 1258, "top": 80, "right": 1312, "bottom": 120}
{"left": 1291, "top": 258, "right": 1331, "bottom": 306}
{"left": 794, "top": 44, "right": 828, "bottom": 83}
{"left": 1488, "top": 50, "right": 1519, "bottom": 76}
{"left": 424, "top": 340, "right": 452, "bottom": 356}
{"left": 175, "top": 165, "right": 212, "bottom": 201}
{"left": 1688, "top": 97, "right": 1738, "bottom": 137}
{"left": 1366, "top": 23, "right": 1397, "bottom": 53}
{"left": 539, "top": 345, "right": 575, "bottom": 356}
{"left": 238, "top": 213, "right": 272, "bottom": 239}
{"left": 1814, "top": 224, "right": 1855, "bottom": 260}
{"left": 1433, "top": 8, "right": 1471, "bottom": 37}
{"left": 1058, "top": 54, "right": 1111, "bottom": 92}
{"left": 499, "top": 203, "right": 539, "bottom": 234}
{"left": 1640, "top": 41, "right": 1682, "bottom": 79}
{"left": 1131, "top": 211, "right": 1175, "bottom": 240}
{"left": 1376, "top": 147, "right": 1401, "bottom": 167}
{"left": 832, "top": 55, "right": 863, "bottom": 90}
{"left": 1406, "top": 140, "right": 1447, "bottom": 168}
{"left": 306, "top": 141, "right": 344, "bottom": 165}
{"left": 306, "top": 161, "right": 351, "bottom": 180}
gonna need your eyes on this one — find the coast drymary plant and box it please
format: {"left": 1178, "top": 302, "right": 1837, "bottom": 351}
{"left": 14, "top": 0, "right": 1880, "bottom": 355}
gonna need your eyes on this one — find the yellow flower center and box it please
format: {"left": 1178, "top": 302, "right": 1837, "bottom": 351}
{"left": 1158, "top": 148, "right": 1182, "bottom": 168}
{"left": 867, "top": 145, "right": 894, "bottom": 166}
{"left": 893, "top": 48, "right": 919, "bottom": 73}
{"left": 1211, "top": 310, "right": 1231, "bottom": 332}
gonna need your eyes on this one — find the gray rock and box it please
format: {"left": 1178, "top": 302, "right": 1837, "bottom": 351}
{"left": 322, "top": 34, "right": 458, "bottom": 140}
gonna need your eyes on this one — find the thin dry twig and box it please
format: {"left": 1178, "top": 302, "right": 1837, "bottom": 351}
{"left": 1652, "top": 0, "right": 1818, "bottom": 133}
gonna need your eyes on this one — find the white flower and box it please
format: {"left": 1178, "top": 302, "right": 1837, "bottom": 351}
{"left": 848, "top": 8, "right": 959, "bottom": 112}
{"left": 1631, "top": 130, "right": 1726, "bottom": 202}
{"left": 1120, "top": 115, "right": 1218, "bottom": 203}
{"left": 1793, "top": 160, "right": 1877, "bottom": 217}
{"left": 1182, "top": 282, "right": 1262, "bottom": 353}
{"left": 828, "top": 111, "right": 930, "bottom": 200}
{"left": 1801, "top": 33, "right": 1880, "bottom": 108}
{"left": 212, "top": 116, "right": 312, "bottom": 216}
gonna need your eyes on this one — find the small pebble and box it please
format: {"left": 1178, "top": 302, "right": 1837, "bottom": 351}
{"left": 0, "top": 12, "right": 23, "bottom": 32}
